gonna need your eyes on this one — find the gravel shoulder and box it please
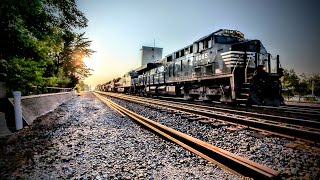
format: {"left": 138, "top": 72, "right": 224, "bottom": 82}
{"left": 0, "top": 92, "right": 238, "bottom": 179}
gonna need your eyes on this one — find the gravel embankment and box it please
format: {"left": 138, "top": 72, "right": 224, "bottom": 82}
{"left": 106, "top": 95, "right": 320, "bottom": 179}
{"left": 0, "top": 92, "right": 238, "bottom": 179}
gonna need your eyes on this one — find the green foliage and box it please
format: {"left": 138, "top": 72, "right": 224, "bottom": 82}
{"left": 6, "top": 57, "right": 46, "bottom": 94}
{"left": 43, "top": 69, "right": 71, "bottom": 87}
{"left": 305, "top": 96, "right": 317, "bottom": 102}
{"left": 281, "top": 69, "right": 320, "bottom": 101}
{"left": 305, "top": 74, "right": 320, "bottom": 96}
{"left": 281, "top": 69, "right": 299, "bottom": 100}
{"left": 59, "top": 32, "right": 94, "bottom": 86}
{"left": 0, "top": 59, "right": 9, "bottom": 79}
{"left": 74, "top": 81, "right": 89, "bottom": 92}
{"left": 0, "top": 0, "right": 93, "bottom": 95}
{"left": 282, "top": 69, "right": 299, "bottom": 89}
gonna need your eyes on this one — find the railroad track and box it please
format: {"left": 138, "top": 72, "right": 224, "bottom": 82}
{"left": 157, "top": 97, "right": 320, "bottom": 121}
{"left": 154, "top": 97, "right": 320, "bottom": 128}
{"left": 285, "top": 103, "right": 320, "bottom": 110}
{"left": 93, "top": 92, "right": 279, "bottom": 179}
{"left": 96, "top": 91, "right": 320, "bottom": 143}
{"left": 256, "top": 105, "right": 320, "bottom": 119}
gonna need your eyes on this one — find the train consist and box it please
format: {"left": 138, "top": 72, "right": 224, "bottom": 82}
{"left": 99, "top": 29, "right": 284, "bottom": 106}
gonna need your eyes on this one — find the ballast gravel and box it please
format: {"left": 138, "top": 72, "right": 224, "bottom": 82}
{"left": 106, "top": 95, "right": 320, "bottom": 180}
{"left": 0, "top": 92, "right": 239, "bottom": 179}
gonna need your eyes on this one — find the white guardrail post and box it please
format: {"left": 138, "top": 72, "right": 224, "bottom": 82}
{"left": 13, "top": 91, "right": 23, "bottom": 130}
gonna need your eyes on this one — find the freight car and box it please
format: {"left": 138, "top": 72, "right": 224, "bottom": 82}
{"left": 100, "top": 29, "right": 284, "bottom": 106}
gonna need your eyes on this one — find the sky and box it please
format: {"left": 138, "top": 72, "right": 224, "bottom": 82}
{"left": 77, "top": 0, "right": 320, "bottom": 87}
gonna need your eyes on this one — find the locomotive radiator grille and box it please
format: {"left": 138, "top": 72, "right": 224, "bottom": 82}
{"left": 221, "top": 51, "right": 255, "bottom": 68}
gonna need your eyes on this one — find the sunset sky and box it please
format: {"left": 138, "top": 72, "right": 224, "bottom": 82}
{"left": 77, "top": 0, "right": 320, "bottom": 87}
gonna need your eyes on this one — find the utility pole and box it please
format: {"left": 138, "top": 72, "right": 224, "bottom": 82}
{"left": 153, "top": 37, "right": 155, "bottom": 62}
{"left": 312, "top": 80, "right": 315, "bottom": 97}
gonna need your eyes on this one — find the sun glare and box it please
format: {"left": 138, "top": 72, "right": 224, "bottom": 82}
{"left": 83, "top": 57, "right": 96, "bottom": 70}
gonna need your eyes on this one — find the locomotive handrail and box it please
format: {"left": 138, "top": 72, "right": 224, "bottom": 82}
{"left": 244, "top": 58, "right": 252, "bottom": 83}
{"left": 231, "top": 56, "right": 242, "bottom": 99}
{"left": 231, "top": 56, "right": 242, "bottom": 75}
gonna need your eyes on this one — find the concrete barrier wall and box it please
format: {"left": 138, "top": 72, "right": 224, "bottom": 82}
{"left": 0, "top": 112, "right": 12, "bottom": 136}
{"left": 9, "top": 92, "right": 73, "bottom": 125}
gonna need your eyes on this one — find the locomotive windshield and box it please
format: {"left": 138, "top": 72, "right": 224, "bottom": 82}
{"left": 231, "top": 40, "right": 261, "bottom": 53}
{"left": 214, "top": 36, "right": 239, "bottom": 44}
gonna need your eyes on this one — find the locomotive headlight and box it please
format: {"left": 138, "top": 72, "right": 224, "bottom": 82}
{"left": 262, "top": 66, "right": 267, "bottom": 71}
{"left": 258, "top": 65, "right": 267, "bottom": 71}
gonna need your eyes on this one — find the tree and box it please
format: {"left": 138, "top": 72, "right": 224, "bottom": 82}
{"left": 0, "top": 0, "right": 92, "bottom": 95}
{"left": 74, "top": 80, "right": 89, "bottom": 92}
{"left": 300, "top": 73, "right": 320, "bottom": 101}
{"left": 281, "top": 69, "right": 300, "bottom": 100}
{"left": 59, "top": 32, "right": 94, "bottom": 87}
{"left": 295, "top": 80, "right": 308, "bottom": 102}
{"left": 306, "top": 74, "right": 320, "bottom": 97}
{"left": 281, "top": 69, "right": 319, "bottom": 102}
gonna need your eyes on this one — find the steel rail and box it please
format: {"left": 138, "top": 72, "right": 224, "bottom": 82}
{"left": 285, "top": 104, "right": 320, "bottom": 110}
{"left": 95, "top": 93, "right": 126, "bottom": 117}
{"left": 258, "top": 105, "right": 320, "bottom": 115}
{"left": 149, "top": 96, "right": 320, "bottom": 128}
{"left": 93, "top": 92, "right": 279, "bottom": 179}
{"left": 97, "top": 91, "right": 320, "bottom": 142}
{"left": 110, "top": 93, "right": 320, "bottom": 130}
{"left": 153, "top": 96, "right": 320, "bottom": 125}
{"left": 160, "top": 97, "right": 320, "bottom": 121}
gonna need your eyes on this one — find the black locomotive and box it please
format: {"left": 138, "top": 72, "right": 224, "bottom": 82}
{"left": 99, "top": 29, "right": 284, "bottom": 106}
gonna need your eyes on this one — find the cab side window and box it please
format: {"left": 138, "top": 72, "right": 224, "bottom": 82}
{"left": 208, "top": 39, "right": 212, "bottom": 48}
{"left": 180, "top": 49, "right": 185, "bottom": 57}
{"left": 193, "top": 43, "right": 198, "bottom": 53}
{"left": 199, "top": 42, "right": 204, "bottom": 52}
{"left": 175, "top": 52, "right": 179, "bottom": 59}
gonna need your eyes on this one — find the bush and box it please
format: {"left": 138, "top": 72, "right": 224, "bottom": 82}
{"left": 305, "top": 96, "right": 318, "bottom": 102}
